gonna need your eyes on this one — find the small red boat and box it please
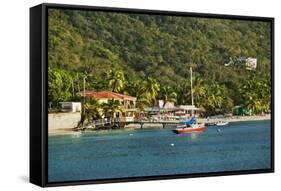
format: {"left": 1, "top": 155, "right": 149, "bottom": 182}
{"left": 173, "top": 123, "right": 205, "bottom": 134}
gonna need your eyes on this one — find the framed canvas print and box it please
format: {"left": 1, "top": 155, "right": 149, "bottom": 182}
{"left": 30, "top": 3, "right": 274, "bottom": 187}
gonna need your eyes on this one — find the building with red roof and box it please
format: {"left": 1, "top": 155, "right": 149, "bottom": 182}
{"left": 78, "top": 90, "right": 136, "bottom": 102}
{"left": 77, "top": 90, "right": 137, "bottom": 122}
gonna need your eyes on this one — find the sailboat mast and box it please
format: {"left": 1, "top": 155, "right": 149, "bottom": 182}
{"left": 190, "top": 67, "right": 194, "bottom": 116}
{"left": 190, "top": 67, "right": 194, "bottom": 106}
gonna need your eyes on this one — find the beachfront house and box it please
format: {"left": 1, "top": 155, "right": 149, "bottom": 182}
{"left": 143, "top": 102, "right": 202, "bottom": 121}
{"left": 141, "top": 100, "right": 176, "bottom": 120}
{"left": 77, "top": 90, "right": 137, "bottom": 122}
{"left": 177, "top": 105, "right": 202, "bottom": 117}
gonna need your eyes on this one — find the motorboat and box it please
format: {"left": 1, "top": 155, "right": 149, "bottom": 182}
{"left": 215, "top": 121, "right": 229, "bottom": 126}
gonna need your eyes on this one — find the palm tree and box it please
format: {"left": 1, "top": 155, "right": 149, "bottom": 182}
{"left": 176, "top": 80, "right": 191, "bottom": 105}
{"left": 124, "top": 80, "right": 144, "bottom": 97}
{"left": 142, "top": 77, "right": 160, "bottom": 104}
{"left": 136, "top": 97, "right": 150, "bottom": 111}
{"left": 76, "top": 97, "right": 101, "bottom": 128}
{"left": 204, "top": 83, "right": 224, "bottom": 115}
{"left": 177, "top": 77, "right": 207, "bottom": 107}
{"left": 161, "top": 86, "right": 177, "bottom": 107}
{"left": 107, "top": 70, "right": 125, "bottom": 93}
{"left": 101, "top": 99, "right": 122, "bottom": 118}
{"left": 192, "top": 77, "right": 207, "bottom": 107}
{"left": 240, "top": 77, "right": 271, "bottom": 115}
{"left": 244, "top": 94, "right": 259, "bottom": 114}
{"left": 84, "top": 97, "right": 102, "bottom": 119}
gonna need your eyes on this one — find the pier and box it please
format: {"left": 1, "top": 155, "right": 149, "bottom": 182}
{"left": 85, "top": 117, "right": 225, "bottom": 129}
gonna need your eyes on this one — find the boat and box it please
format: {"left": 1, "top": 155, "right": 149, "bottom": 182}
{"left": 215, "top": 121, "right": 229, "bottom": 126}
{"left": 173, "top": 116, "right": 205, "bottom": 134}
{"left": 172, "top": 67, "right": 205, "bottom": 134}
{"left": 173, "top": 123, "right": 205, "bottom": 134}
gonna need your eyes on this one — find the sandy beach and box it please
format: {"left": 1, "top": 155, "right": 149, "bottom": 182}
{"left": 48, "top": 114, "right": 271, "bottom": 135}
{"left": 127, "top": 114, "right": 271, "bottom": 129}
{"left": 201, "top": 114, "right": 271, "bottom": 123}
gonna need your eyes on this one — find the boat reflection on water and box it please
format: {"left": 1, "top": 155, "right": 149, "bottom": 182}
{"left": 190, "top": 132, "right": 200, "bottom": 140}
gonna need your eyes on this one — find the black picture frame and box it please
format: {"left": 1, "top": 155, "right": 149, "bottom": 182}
{"left": 30, "top": 3, "right": 274, "bottom": 187}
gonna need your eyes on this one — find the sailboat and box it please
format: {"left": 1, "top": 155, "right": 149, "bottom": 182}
{"left": 173, "top": 67, "right": 205, "bottom": 134}
{"left": 172, "top": 116, "right": 205, "bottom": 134}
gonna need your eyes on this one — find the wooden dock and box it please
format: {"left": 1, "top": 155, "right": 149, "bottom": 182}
{"left": 123, "top": 121, "right": 180, "bottom": 128}
{"left": 86, "top": 118, "right": 221, "bottom": 129}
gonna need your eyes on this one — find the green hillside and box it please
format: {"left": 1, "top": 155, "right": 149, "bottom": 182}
{"left": 48, "top": 8, "right": 271, "bottom": 115}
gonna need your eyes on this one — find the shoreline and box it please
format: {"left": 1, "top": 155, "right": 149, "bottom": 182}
{"left": 201, "top": 114, "right": 271, "bottom": 123}
{"left": 48, "top": 114, "right": 271, "bottom": 136}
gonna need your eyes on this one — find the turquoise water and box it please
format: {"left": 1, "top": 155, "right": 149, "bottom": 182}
{"left": 48, "top": 120, "right": 271, "bottom": 182}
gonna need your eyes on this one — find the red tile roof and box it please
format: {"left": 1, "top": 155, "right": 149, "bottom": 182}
{"left": 77, "top": 90, "right": 136, "bottom": 101}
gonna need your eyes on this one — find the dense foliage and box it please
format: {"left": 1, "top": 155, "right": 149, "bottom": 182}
{"left": 48, "top": 9, "right": 271, "bottom": 115}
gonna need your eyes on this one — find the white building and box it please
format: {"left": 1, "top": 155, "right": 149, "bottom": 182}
{"left": 178, "top": 105, "right": 201, "bottom": 116}
{"left": 225, "top": 57, "right": 257, "bottom": 70}
{"left": 245, "top": 57, "right": 257, "bottom": 70}
{"left": 157, "top": 100, "right": 175, "bottom": 109}
{"left": 59, "top": 102, "right": 81, "bottom": 112}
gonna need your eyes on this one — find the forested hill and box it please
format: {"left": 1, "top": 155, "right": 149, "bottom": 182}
{"left": 48, "top": 8, "right": 271, "bottom": 113}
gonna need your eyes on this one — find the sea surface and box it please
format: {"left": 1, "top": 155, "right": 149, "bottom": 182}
{"left": 48, "top": 120, "right": 271, "bottom": 182}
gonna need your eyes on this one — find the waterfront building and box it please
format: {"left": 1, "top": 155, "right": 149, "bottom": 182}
{"left": 59, "top": 102, "right": 82, "bottom": 112}
{"left": 77, "top": 90, "right": 137, "bottom": 122}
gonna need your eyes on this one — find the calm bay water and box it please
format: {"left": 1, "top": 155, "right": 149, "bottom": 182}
{"left": 48, "top": 120, "right": 271, "bottom": 182}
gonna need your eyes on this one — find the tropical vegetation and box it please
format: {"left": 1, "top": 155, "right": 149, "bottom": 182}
{"left": 48, "top": 9, "right": 271, "bottom": 115}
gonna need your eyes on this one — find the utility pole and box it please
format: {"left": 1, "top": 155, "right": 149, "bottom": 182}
{"left": 76, "top": 73, "right": 80, "bottom": 91}
{"left": 71, "top": 79, "right": 74, "bottom": 98}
